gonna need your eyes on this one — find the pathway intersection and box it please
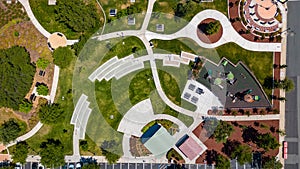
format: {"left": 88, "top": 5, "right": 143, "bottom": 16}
{"left": 10, "top": 0, "right": 284, "bottom": 166}
{"left": 83, "top": 0, "right": 281, "bottom": 164}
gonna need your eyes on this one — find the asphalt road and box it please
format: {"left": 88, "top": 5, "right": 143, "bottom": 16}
{"left": 284, "top": 1, "right": 300, "bottom": 168}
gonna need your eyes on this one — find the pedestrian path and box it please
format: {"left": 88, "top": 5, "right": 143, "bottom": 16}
{"left": 6, "top": 122, "right": 43, "bottom": 148}
{"left": 18, "top": 0, "right": 51, "bottom": 38}
{"left": 145, "top": 9, "right": 281, "bottom": 52}
{"left": 18, "top": 0, "right": 78, "bottom": 45}
{"left": 117, "top": 99, "right": 188, "bottom": 137}
{"left": 49, "top": 65, "right": 59, "bottom": 103}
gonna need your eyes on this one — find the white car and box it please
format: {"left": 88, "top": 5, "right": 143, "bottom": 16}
{"left": 38, "top": 163, "right": 44, "bottom": 169}
{"left": 68, "top": 164, "right": 75, "bottom": 169}
{"left": 75, "top": 163, "right": 81, "bottom": 169}
{"left": 15, "top": 163, "right": 22, "bottom": 169}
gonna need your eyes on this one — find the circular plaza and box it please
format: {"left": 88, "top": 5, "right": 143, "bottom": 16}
{"left": 47, "top": 32, "right": 67, "bottom": 51}
{"left": 242, "top": 0, "right": 282, "bottom": 33}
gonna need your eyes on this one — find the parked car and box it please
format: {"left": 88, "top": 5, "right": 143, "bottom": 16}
{"left": 75, "top": 163, "right": 81, "bottom": 169}
{"left": 32, "top": 162, "right": 38, "bottom": 169}
{"left": 15, "top": 163, "right": 22, "bottom": 169}
{"left": 283, "top": 141, "right": 288, "bottom": 159}
{"left": 68, "top": 163, "right": 75, "bottom": 169}
{"left": 38, "top": 163, "right": 44, "bottom": 169}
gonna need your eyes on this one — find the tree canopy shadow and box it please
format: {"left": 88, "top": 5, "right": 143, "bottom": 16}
{"left": 221, "top": 139, "right": 241, "bottom": 158}
{"left": 205, "top": 149, "right": 218, "bottom": 165}
{"left": 242, "top": 126, "right": 259, "bottom": 143}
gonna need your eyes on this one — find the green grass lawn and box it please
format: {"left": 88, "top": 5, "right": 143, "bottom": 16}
{"left": 215, "top": 43, "right": 273, "bottom": 85}
{"left": 100, "top": 0, "right": 147, "bottom": 33}
{"left": 152, "top": 39, "right": 273, "bottom": 97}
{"left": 153, "top": 0, "right": 228, "bottom": 21}
{"left": 25, "top": 59, "right": 77, "bottom": 155}
{"left": 147, "top": 13, "right": 189, "bottom": 34}
{"left": 152, "top": 39, "right": 196, "bottom": 55}
{"left": 100, "top": 36, "right": 147, "bottom": 64}
{"left": 129, "top": 68, "right": 194, "bottom": 126}
{"left": 95, "top": 80, "right": 123, "bottom": 130}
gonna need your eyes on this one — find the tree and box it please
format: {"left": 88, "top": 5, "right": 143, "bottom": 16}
{"left": 205, "top": 21, "right": 221, "bottom": 35}
{"left": 215, "top": 154, "right": 230, "bottom": 169}
{"left": 263, "top": 156, "right": 283, "bottom": 169}
{"left": 0, "top": 118, "right": 24, "bottom": 144}
{"left": 40, "top": 139, "right": 65, "bottom": 167}
{"left": 36, "top": 84, "right": 49, "bottom": 96}
{"left": 278, "top": 78, "right": 294, "bottom": 92}
{"left": 100, "top": 140, "right": 121, "bottom": 164}
{"left": 0, "top": 46, "right": 35, "bottom": 110}
{"left": 55, "top": 0, "right": 100, "bottom": 33}
{"left": 80, "top": 140, "right": 89, "bottom": 151}
{"left": 18, "top": 99, "right": 33, "bottom": 113}
{"left": 101, "top": 149, "right": 120, "bottom": 164}
{"left": 214, "top": 121, "right": 234, "bottom": 143}
{"left": 12, "top": 141, "right": 29, "bottom": 164}
{"left": 38, "top": 104, "right": 64, "bottom": 124}
{"left": 53, "top": 47, "right": 73, "bottom": 68}
{"left": 174, "top": 3, "right": 186, "bottom": 17}
{"left": 36, "top": 58, "right": 50, "bottom": 70}
{"left": 203, "top": 118, "right": 219, "bottom": 138}
{"left": 231, "top": 144, "right": 252, "bottom": 165}
{"left": 72, "top": 34, "right": 89, "bottom": 56}
{"left": 255, "top": 133, "right": 279, "bottom": 151}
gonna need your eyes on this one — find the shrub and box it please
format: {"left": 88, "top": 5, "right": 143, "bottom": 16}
{"left": 38, "top": 104, "right": 64, "bottom": 124}
{"left": 18, "top": 100, "right": 32, "bottom": 113}
{"left": 37, "top": 84, "right": 49, "bottom": 96}
{"left": 36, "top": 58, "right": 50, "bottom": 70}
{"left": 14, "top": 31, "right": 19, "bottom": 37}
{"left": 0, "top": 118, "right": 26, "bottom": 144}
{"left": 205, "top": 21, "right": 221, "bottom": 35}
{"left": 53, "top": 47, "right": 73, "bottom": 68}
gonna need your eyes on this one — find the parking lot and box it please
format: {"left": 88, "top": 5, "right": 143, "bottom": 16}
{"left": 19, "top": 162, "right": 213, "bottom": 169}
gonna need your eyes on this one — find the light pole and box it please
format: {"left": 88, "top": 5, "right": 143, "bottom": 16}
{"left": 281, "top": 28, "right": 296, "bottom": 37}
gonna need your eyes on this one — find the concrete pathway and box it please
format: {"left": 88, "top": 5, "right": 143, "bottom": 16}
{"left": 18, "top": 0, "right": 51, "bottom": 38}
{"left": 6, "top": 122, "right": 43, "bottom": 148}
{"left": 81, "top": 0, "right": 284, "bottom": 163}
{"left": 144, "top": 9, "right": 281, "bottom": 52}
{"left": 18, "top": 0, "right": 78, "bottom": 45}
{"left": 49, "top": 65, "right": 59, "bottom": 103}
{"left": 141, "top": 0, "right": 156, "bottom": 31}
{"left": 117, "top": 99, "right": 188, "bottom": 137}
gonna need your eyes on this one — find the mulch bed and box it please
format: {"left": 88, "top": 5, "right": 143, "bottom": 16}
{"left": 197, "top": 18, "right": 223, "bottom": 44}
{"left": 193, "top": 120, "right": 279, "bottom": 164}
{"left": 207, "top": 107, "right": 279, "bottom": 116}
{"left": 130, "top": 136, "right": 151, "bottom": 157}
{"left": 272, "top": 52, "right": 281, "bottom": 110}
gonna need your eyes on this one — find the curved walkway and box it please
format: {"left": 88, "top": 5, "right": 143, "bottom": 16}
{"left": 82, "top": 0, "right": 282, "bottom": 163}
{"left": 6, "top": 122, "right": 43, "bottom": 147}
{"left": 18, "top": 0, "right": 78, "bottom": 45}
{"left": 117, "top": 99, "right": 188, "bottom": 137}
{"left": 144, "top": 9, "right": 281, "bottom": 52}
{"left": 95, "top": 0, "right": 106, "bottom": 35}
{"left": 18, "top": 0, "right": 51, "bottom": 38}
{"left": 94, "top": 10, "right": 281, "bottom": 52}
